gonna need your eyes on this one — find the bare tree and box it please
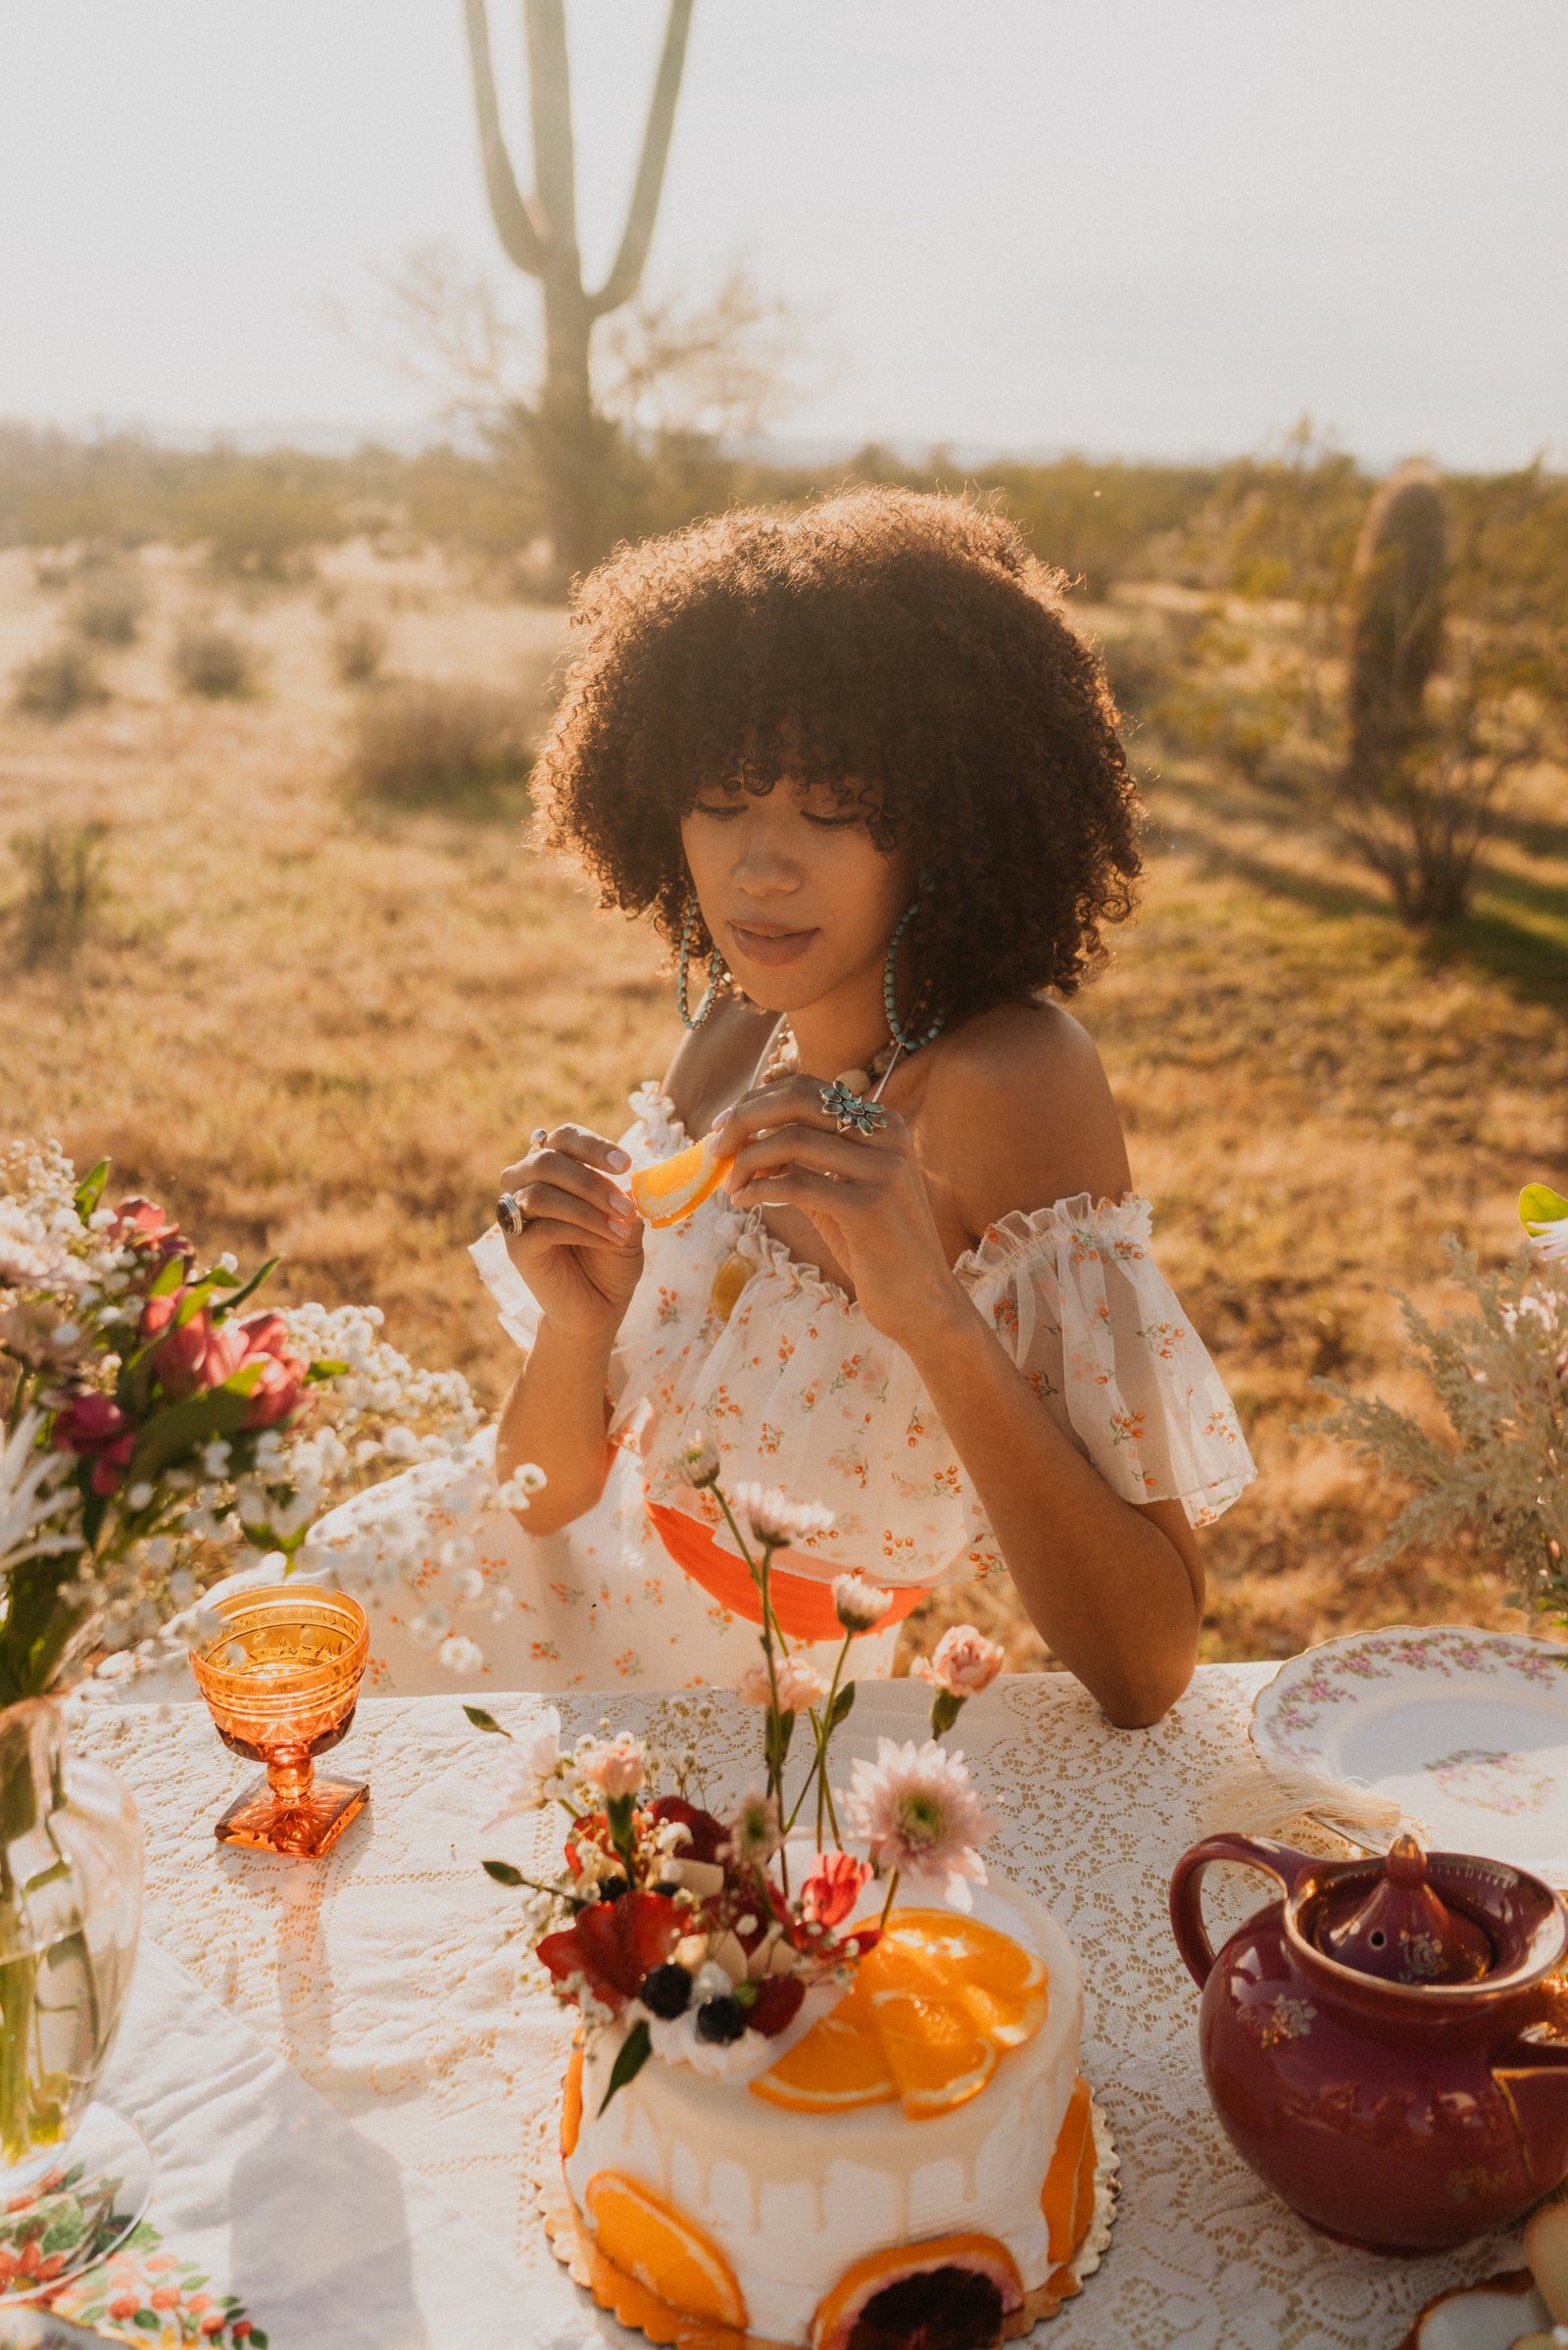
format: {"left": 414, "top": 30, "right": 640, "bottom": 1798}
{"left": 461, "top": 0, "right": 696, "bottom": 573}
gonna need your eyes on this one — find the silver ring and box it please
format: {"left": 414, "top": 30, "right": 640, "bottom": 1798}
{"left": 819, "top": 1078, "right": 888, "bottom": 1137}
{"left": 530, "top": 1127, "right": 549, "bottom": 1150}
{"left": 497, "top": 1191, "right": 528, "bottom": 1239}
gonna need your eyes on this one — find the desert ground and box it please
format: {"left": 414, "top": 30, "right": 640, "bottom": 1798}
{"left": 3, "top": 541, "right": 1566, "bottom": 1672}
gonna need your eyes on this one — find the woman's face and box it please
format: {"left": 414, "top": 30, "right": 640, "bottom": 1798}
{"left": 679, "top": 780, "right": 910, "bottom": 1016}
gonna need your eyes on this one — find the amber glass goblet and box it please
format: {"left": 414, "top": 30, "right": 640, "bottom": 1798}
{"left": 189, "top": 1586, "right": 369, "bottom": 1858}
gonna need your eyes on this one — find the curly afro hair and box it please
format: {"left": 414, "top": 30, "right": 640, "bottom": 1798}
{"left": 533, "top": 486, "right": 1142, "bottom": 1024}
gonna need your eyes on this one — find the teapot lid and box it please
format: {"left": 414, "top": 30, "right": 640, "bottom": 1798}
{"left": 1311, "top": 1833, "right": 1494, "bottom": 1984}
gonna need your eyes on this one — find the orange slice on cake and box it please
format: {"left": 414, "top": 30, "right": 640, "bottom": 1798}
{"left": 866, "top": 1987, "right": 998, "bottom": 2117}
{"left": 859, "top": 1909, "right": 1049, "bottom": 2048}
{"left": 583, "top": 2170, "right": 749, "bottom": 2330}
{"left": 628, "top": 1133, "right": 734, "bottom": 1228}
{"left": 749, "top": 1984, "right": 899, "bottom": 2113}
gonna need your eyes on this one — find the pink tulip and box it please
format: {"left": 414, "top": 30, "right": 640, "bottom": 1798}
{"left": 139, "top": 1291, "right": 214, "bottom": 1395}
{"left": 235, "top": 1311, "right": 291, "bottom": 1361}
{"left": 52, "top": 1392, "right": 130, "bottom": 1456}
{"left": 91, "top": 1434, "right": 136, "bottom": 1496}
{"left": 238, "top": 1345, "right": 305, "bottom": 1430}
{"left": 110, "top": 1197, "right": 186, "bottom": 1265}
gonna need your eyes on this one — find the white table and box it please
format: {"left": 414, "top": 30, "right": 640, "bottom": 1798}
{"left": 71, "top": 1666, "right": 1529, "bottom": 2350}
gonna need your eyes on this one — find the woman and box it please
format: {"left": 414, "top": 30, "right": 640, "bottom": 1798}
{"left": 317, "top": 488, "right": 1252, "bottom": 1722}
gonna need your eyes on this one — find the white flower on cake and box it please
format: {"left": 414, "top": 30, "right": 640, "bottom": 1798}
{"left": 832, "top": 1572, "right": 892, "bottom": 1633}
{"left": 731, "top": 1481, "right": 834, "bottom": 1549}
{"left": 737, "top": 1655, "right": 826, "bottom": 1713}
{"left": 482, "top": 1707, "right": 564, "bottom": 1828}
{"left": 843, "top": 1736, "right": 996, "bottom": 1911}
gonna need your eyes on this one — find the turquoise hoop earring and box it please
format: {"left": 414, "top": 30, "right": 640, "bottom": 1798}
{"left": 884, "top": 880, "right": 945, "bottom": 1055}
{"left": 676, "top": 895, "right": 727, "bottom": 1030}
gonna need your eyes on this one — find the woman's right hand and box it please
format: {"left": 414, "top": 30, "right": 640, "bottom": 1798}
{"left": 498, "top": 1126, "right": 645, "bottom": 1343}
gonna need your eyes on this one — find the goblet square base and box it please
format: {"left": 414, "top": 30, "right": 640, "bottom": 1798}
{"left": 214, "top": 1773, "right": 369, "bottom": 1857}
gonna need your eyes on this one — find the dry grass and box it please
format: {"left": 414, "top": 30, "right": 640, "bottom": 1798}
{"left": 2, "top": 548, "right": 1565, "bottom": 1677}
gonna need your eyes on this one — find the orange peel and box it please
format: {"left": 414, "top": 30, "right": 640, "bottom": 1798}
{"left": 584, "top": 2170, "right": 750, "bottom": 2331}
{"left": 628, "top": 1134, "right": 734, "bottom": 1228}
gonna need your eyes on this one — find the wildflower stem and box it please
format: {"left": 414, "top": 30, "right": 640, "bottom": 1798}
{"left": 878, "top": 1867, "right": 901, "bottom": 1931}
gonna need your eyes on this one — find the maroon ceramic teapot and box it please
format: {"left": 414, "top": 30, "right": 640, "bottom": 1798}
{"left": 1169, "top": 1829, "right": 1568, "bottom": 2253}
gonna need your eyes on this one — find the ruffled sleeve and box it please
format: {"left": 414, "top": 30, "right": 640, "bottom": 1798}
{"left": 957, "top": 1194, "right": 1255, "bottom": 1548}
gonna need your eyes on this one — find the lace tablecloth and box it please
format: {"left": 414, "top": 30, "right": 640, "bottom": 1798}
{"left": 72, "top": 1666, "right": 1527, "bottom": 2350}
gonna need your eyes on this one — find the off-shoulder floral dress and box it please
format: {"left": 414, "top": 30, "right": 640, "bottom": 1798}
{"left": 308, "top": 1084, "right": 1254, "bottom": 1692}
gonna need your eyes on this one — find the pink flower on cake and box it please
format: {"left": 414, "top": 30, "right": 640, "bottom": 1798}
{"left": 738, "top": 1655, "right": 826, "bottom": 1713}
{"left": 581, "top": 1734, "right": 647, "bottom": 1798}
{"left": 833, "top": 1572, "right": 893, "bottom": 1634}
{"left": 843, "top": 1737, "right": 995, "bottom": 1909}
{"left": 732, "top": 1482, "right": 834, "bottom": 1549}
{"left": 801, "top": 1849, "right": 870, "bottom": 1928}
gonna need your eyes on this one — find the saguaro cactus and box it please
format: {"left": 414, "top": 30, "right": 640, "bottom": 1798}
{"left": 462, "top": 0, "right": 696, "bottom": 574}
{"left": 1345, "top": 463, "right": 1446, "bottom": 787}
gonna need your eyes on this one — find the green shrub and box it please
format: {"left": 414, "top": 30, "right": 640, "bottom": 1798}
{"left": 332, "top": 616, "right": 388, "bottom": 687}
{"left": 348, "top": 677, "right": 533, "bottom": 808}
{"left": 70, "top": 566, "right": 146, "bottom": 646}
{"left": 12, "top": 640, "right": 109, "bottom": 720}
{"left": 172, "top": 621, "right": 256, "bottom": 699}
{"left": 9, "top": 822, "right": 109, "bottom": 966}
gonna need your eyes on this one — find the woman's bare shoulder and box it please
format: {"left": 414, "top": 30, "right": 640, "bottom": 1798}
{"left": 918, "top": 1000, "right": 1132, "bottom": 1234}
{"left": 662, "top": 998, "right": 780, "bottom": 1138}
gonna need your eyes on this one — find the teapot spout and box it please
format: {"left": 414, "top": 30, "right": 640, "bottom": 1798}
{"left": 1494, "top": 2032, "right": 1568, "bottom": 2195}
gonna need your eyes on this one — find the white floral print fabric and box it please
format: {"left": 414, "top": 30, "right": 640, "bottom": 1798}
{"left": 475, "top": 1083, "right": 1255, "bottom": 1598}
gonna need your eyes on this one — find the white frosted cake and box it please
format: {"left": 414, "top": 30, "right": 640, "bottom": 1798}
{"left": 553, "top": 1877, "right": 1099, "bottom": 2348}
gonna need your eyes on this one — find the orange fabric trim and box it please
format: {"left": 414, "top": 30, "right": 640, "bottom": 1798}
{"left": 646, "top": 1502, "right": 927, "bottom": 1644}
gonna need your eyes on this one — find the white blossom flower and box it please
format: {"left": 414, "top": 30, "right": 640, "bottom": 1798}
{"left": 842, "top": 1737, "right": 996, "bottom": 1909}
{"left": 721, "top": 1788, "right": 783, "bottom": 1868}
{"left": 833, "top": 1572, "right": 893, "bottom": 1634}
{"left": 674, "top": 1436, "right": 720, "bottom": 1490}
{"left": 732, "top": 1482, "right": 834, "bottom": 1550}
{"left": 408, "top": 1605, "right": 450, "bottom": 1648}
{"left": 0, "top": 1410, "right": 81, "bottom": 1571}
{"left": 437, "top": 1633, "right": 484, "bottom": 1674}
{"left": 485, "top": 1707, "right": 565, "bottom": 1828}
{"left": 581, "top": 1734, "right": 647, "bottom": 1799}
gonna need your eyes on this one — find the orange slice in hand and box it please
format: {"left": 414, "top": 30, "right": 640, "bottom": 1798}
{"left": 749, "top": 1986, "right": 900, "bottom": 2113}
{"left": 628, "top": 1133, "right": 734, "bottom": 1228}
{"left": 860, "top": 1909, "right": 1049, "bottom": 2050}
{"left": 867, "top": 1987, "right": 998, "bottom": 2117}
{"left": 583, "top": 2170, "right": 749, "bottom": 2330}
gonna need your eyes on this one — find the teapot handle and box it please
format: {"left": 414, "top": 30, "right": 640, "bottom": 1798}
{"left": 1169, "top": 1834, "right": 1316, "bottom": 1990}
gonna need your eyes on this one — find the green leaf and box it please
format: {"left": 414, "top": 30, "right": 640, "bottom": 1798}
{"left": 597, "top": 2018, "right": 652, "bottom": 2117}
{"left": 464, "top": 1705, "right": 510, "bottom": 1737}
{"left": 304, "top": 1357, "right": 349, "bottom": 1381}
{"left": 830, "top": 1682, "right": 857, "bottom": 1729}
{"left": 209, "top": 1254, "right": 279, "bottom": 1323}
{"left": 1520, "top": 1184, "right": 1568, "bottom": 1232}
{"left": 124, "top": 1386, "right": 254, "bottom": 1487}
{"left": 732, "top": 1978, "right": 759, "bottom": 2008}
{"left": 930, "top": 1688, "right": 963, "bottom": 1738}
{"left": 205, "top": 1265, "right": 241, "bottom": 1289}
{"left": 73, "top": 1158, "right": 109, "bottom": 1220}
{"left": 482, "top": 1858, "right": 525, "bottom": 1886}
{"left": 148, "top": 1253, "right": 185, "bottom": 1297}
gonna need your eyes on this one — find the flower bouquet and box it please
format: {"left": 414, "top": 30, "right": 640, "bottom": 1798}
{"left": 0, "top": 1135, "right": 488, "bottom": 2239}
{"left": 471, "top": 1448, "right": 1004, "bottom": 2099}
{"left": 1310, "top": 1184, "right": 1568, "bottom": 1614}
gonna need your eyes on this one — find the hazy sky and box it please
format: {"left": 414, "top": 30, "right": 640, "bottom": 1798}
{"left": 1, "top": 1, "right": 1564, "bottom": 468}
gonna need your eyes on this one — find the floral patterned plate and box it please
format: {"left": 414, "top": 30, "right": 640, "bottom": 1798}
{"left": 1252, "top": 1625, "right": 1568, "bottom": 1878}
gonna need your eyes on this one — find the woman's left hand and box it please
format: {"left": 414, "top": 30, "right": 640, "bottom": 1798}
{"left": 713, "top": 1074, "right": 967, "bottom": 1350}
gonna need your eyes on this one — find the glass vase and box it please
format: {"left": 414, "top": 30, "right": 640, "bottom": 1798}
{"left": 0, "top": 1697, "right": 150, "bottom": 2299}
